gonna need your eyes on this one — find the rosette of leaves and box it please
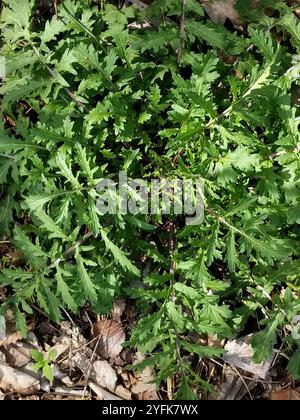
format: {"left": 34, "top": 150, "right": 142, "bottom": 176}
{"left": 0, "top": 0, "right": 300, "bottom": 397}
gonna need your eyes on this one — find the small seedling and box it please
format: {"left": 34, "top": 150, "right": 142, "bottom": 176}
{"left": 31, "top": 349, "right": 57, "bottom": 383}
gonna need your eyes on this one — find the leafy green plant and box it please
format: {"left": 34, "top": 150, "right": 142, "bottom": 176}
{"left": 31, "top": 349, "right": 57, "bottom": 382}
{"left": 0, "top": 0, "right": 300, "bottom": 398}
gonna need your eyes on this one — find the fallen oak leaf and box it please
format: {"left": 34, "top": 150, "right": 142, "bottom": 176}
{"left": 92, "top": 319, "right": 125, "bottom": 360}
{"left": 0, "top": 362, "right": 40, "bottom": 395}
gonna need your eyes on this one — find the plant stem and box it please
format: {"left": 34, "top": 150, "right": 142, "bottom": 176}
{"left": 177, "top": 0, "right": 187, "bottom": 65}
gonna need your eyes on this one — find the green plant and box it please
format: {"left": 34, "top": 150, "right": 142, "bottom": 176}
{"left": 31, "top": 349, "right": 57, "bottom": 382}
{"left": 0, "top": 0, "right": 300, "bottom": 398}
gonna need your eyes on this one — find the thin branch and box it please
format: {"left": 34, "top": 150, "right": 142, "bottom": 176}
{"left": 229, "top": 364, "right": 254, "bottom": 401}
{"left": 81, "top": 330, "right": 102, "bottom": 400}
{"left": 63, "top": 231, "right": 93, "bottom": 258}
{"left": 169, "top": 220, "right": 176, "bottom": 275}
{"left": 268, "top": 145, "right": 300, "bottom": 160}
{"left": 167, "top": 218, "right": 186, "bottom": 390}
{"left": 174, "top": 52, "right": 279, "bottom": 158}
{"left": 205, "top": 207, "right": 257, "bottom": 243}
{"left": 54, "top": 0, "right": 58, "bottom": 19}
{"left": 0, "top": 153, "right": 15, "bottom": 160}
{"left": 177, "top": 0, "right": 187, "bottom": 65}
{"left": 30, "top": 43, "right": 90, "bottom": 113}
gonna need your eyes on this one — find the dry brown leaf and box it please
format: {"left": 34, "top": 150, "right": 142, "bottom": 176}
{"left": 269, "top": 389, "right": 300, "bottom": 400}
{"left": 128, "top": 372, "right": 138, "bottom": 387}
{"left": 3, "top": 114, "right": 16, "bottom": 129}
{"left": 207, "top": 334, "right": 224, "bottom": 348}
{"left": 0, "top": 362, "right": 40, "bottom": 395}
{"left": 47, "top": 336, "right": 72, "bottom": 361}
{"left": 0, "top": 317, "right": 33, "bottom": 347}
{"left": 0, "top": 328, "right": 22, "bottom": 347}
{"left": 91, "top": 360, "right": 117, "bottom": 392}
{"left": 115, "top": 384, "right": 132, "bottom": 400}
{"left": 60, "top": 375, "right": 74, "bottom": 386}
{"left": 110, "top": 299, "right": 126, "bottom": 323}
{"left": 137, "top": 390, "right": 160, "bottom": 400}
{"left": 92, "top": 319, "right": 125, "bottom": 360}
{"left": 223, "top": 335, "right": 273, "bottom": 380}
{"left": 201, "top": 0, "right": 242, "bottom": 25}
{"left": 131, "top": 366, "right": 159, "bottom": 400}
{"left": 0, "top": 351, "right": 6, "bottom": 363}
{"left": 120, "top": 371, "right": 130, "bottom": 384}
{"left": 72, "top": 351, "right": 92, "bottom": 374}
{"left": 1, "top": 343, "right": 32, "bottom": 368}
{"left": 218, "top": 51, "right": 237, "bottom": 65}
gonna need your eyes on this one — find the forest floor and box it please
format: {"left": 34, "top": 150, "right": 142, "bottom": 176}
{"left": 1, "top": 240, "right": 299, "bottom": 400}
